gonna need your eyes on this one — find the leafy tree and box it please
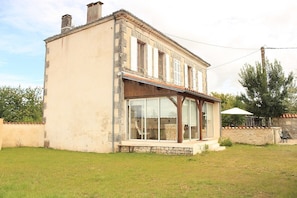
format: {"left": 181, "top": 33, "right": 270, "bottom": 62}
{"left": 284, "top": 78, "right": 297, "bottom": 113}
{"left": 0, "top": 86, "right": 43, "bottom": 122}
{"left": 211, "top": 92, "right": 246, "bottom": 127}
{"left": 239, "top": 59, "right": 295, "bottom": 125}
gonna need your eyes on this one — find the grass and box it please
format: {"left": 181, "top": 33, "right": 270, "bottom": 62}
{"left": 0, "top": 144, "right": 297, "bottom": 198}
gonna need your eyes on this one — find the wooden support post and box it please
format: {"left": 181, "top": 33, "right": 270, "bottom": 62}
{"left": 261, "top": 46, "right": 265, "bottom": 69}
{"left": 198, "top": 100, "right": 204, "bottom": 141}
{"left": 177, "top": 95, "right": 183, "bottom": 143}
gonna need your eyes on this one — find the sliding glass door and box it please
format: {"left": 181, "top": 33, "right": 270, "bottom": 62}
{"left": 182, "top": 99, "right": 199, "bottom": 140}
{"left": 129, "top": 97, "right": 177, "bottom": 141}
{"left": 129, "top": 100, "right": 145, "bottom": 139}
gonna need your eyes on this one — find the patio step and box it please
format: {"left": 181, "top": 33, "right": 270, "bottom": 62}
{"left": 118, "top": 140, "right": 226, "bottom": 155}
{"left": 207, "top": 142, "right": 226, "bottom": 151}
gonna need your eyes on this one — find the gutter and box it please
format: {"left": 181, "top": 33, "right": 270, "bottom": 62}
{"left": 111, "top": 14, "right": 116, "bottom": 153}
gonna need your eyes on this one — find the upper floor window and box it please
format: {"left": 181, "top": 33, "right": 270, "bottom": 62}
{"left": 131, "top": 36, "right": 146, "bottom": 74}
{"left": 187, "top": 65, "right": 193, "bottom": 89}
{"left": 174, "top": 59, "right": 181, "bottom": 85}
{"left": 137, "top": 41, "right": 145, "bottom": 74}
{"left": 158, "top": 51, "right": 165, "bottom": 80}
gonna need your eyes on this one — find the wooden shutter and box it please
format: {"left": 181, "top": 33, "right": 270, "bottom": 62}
{"left": 147, "top": 45, "right": 152, "bottom": 76}
{"left": 198, "top": 70, "right": 203, "bottom": 92}
{"left": 130, "top": 36, "right": 137, "bottom": 71}
{"left": 165, "top": 54, "right": 170, "bottom": 82}
{"left": 193, "top": 67, "right": 197, "bottom": 91}
{"left": 184, "top": 64, "right": 188, "bottom": 88}
{"left": 153, "top": 48, "right": 158, "bottom": 78}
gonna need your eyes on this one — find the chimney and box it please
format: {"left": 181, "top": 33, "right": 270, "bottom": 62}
{"left": 87, "top": 1, "right": 103, "bottom": 23}
{"left": 61, "top": 14, "right": 72, "bottom": 33}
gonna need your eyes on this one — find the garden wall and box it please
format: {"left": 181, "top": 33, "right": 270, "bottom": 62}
{"left": 0, "top": 118, "right": 44, "bottom": 149}
{"left": 221, "top": 127, "right": 281, "bottom": 145}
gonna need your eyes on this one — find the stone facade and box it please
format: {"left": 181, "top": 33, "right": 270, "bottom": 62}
{"left": 221, "top": 127, "right": 281, "bottom": 145}
{"left": 119, "top": 145, "right": 194, "bottom": 155}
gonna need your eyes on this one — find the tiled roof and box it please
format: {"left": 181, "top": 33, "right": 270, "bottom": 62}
{"left": 45, "top": 9, "right": 210, "bottom": 66}
{"left": 280, "top": 114, "right": 297, "bottom": 118}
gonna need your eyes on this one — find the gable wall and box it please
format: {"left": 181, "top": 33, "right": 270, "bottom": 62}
{"left": 44, "top": 20, "right": 115, "bottom": 152}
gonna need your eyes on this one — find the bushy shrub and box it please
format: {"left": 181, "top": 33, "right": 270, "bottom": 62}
{"left": 219, "top": 137, "right": 233, "bottom": 147}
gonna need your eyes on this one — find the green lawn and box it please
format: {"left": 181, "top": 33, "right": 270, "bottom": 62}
{"left": 0, "top": 144, "right": 297, "bottom": 198}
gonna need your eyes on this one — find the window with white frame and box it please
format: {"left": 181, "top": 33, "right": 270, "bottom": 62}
{"left": 174, "top": 59, "right": 181, "bottom": 85}
{"left": 130, "top": 36, "right": 146, "bottom": 75}
{"left": 184, "top": 64, "right": 193, "bottom": 89}
{"left": 158, "top": 51, "right": 165, "bottom": 80}
{"left": 137, "top": 40, "right": 145, "bottom": 74}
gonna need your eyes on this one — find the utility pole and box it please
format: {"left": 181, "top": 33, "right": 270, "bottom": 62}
{"left": 260, "top": 46, "right": 269, "bottom": 126}
{"left": 260, "top": 46, "right": 265, "bottom": 69}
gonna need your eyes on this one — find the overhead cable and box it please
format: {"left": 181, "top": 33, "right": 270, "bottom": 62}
{"left": 208, "top": 49, "right": 260, "bottom": 70}
{"left": 165, "top": 33, "right": 258, "bottom": 50}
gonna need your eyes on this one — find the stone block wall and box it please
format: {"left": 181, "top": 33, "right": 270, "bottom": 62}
{"left": 221, "top": 127, "right": 281, "bottom": 145}
{"left": 119, "top": 145, "right": 193, "bottom": 155}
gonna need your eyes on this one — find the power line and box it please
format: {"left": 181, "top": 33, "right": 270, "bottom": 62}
{"left": 210, "top": 46, "right": 297, "bottom": 70}
{"left": 265, "top": 47, "right": 297, "bottom": 50}
{"left": 165, "top": 33, "right": 258, "bottom": 50}
{"left": 165, "top": 33, "right": 297, "bottom": 69}
{"left": 208, "top": 49, "right": 260, "bottom": 70}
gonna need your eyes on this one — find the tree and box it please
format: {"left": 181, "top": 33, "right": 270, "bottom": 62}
{"left": 0, "top": 86, "right": 43, "bottom": 122}
{"left": 211, "top": 92, "right": 246, "bottom": 127}
{"left": 284, "top": 78, "right": 297, "bottom": 113}
{"left": 239, "top": 59, "right": 295, "bottom": 124}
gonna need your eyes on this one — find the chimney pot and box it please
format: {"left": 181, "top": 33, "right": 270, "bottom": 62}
{"left": 87, "top": 1, "right": 103, "bottom": 23}
{"left": 61, "top": 14, "right": 72, "bottom": 33}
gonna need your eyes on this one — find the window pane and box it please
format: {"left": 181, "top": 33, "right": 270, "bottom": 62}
{"left": 160, "top": 97, "right": 177, "bottom": 140}
{"left": 174, "top": 59, "right": 181, "bottom": 85}
{"left": 188, "top": 66, "right": 193, "bottom": 89}
{"left": 182, "top": 100, "right": 189, "bottom": 140}
{"left": 206, "top": 103, "right": 214, "bottom": 138}
{"left": 146, "top": 99, "right": 158, "bottom": 140}
{"left": 190, "top": 100, "right": 198, "bottom": 139}
{"left": 130, "top": 100, "right": 145, "bottom": 139}
{"left": 158, "top": 51, "right": 164, "bottom": 80}
{"left": 202, "top": 102, "right": 214, "bottom": 139}
{"left": 137, "top": 41, "right": 145, "bottom": 74}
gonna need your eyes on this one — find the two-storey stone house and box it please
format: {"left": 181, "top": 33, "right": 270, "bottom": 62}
{"left": 43, "top": 2, "right": 221, "bottom": 154}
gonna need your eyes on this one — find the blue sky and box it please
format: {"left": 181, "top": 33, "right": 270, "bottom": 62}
{"left": 1, "top": 0, "right": 297, "bottom": 94}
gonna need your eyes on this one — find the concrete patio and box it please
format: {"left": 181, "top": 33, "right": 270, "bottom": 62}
{"left": 118, "top": 139, "right": 225, "bottom": 155}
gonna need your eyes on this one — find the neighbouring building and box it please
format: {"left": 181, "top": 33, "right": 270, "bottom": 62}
{"left": 43, "top": 2, "right": 221, "bottom": 153}
{"left": 273, "top": 114, "right": 297, "bottom": 139}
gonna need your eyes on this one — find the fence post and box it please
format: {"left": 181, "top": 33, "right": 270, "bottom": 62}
{"left": 0, "top": 118, "right": 3, "bottom": 150}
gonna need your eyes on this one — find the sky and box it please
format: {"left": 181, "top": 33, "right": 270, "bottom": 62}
{"left": 0, "top": 0, "right": 297, "bottom": 95}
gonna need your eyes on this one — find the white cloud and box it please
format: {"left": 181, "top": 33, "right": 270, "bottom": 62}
{"left": 1, "top": 0, "right": 297, "bottom": 92}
